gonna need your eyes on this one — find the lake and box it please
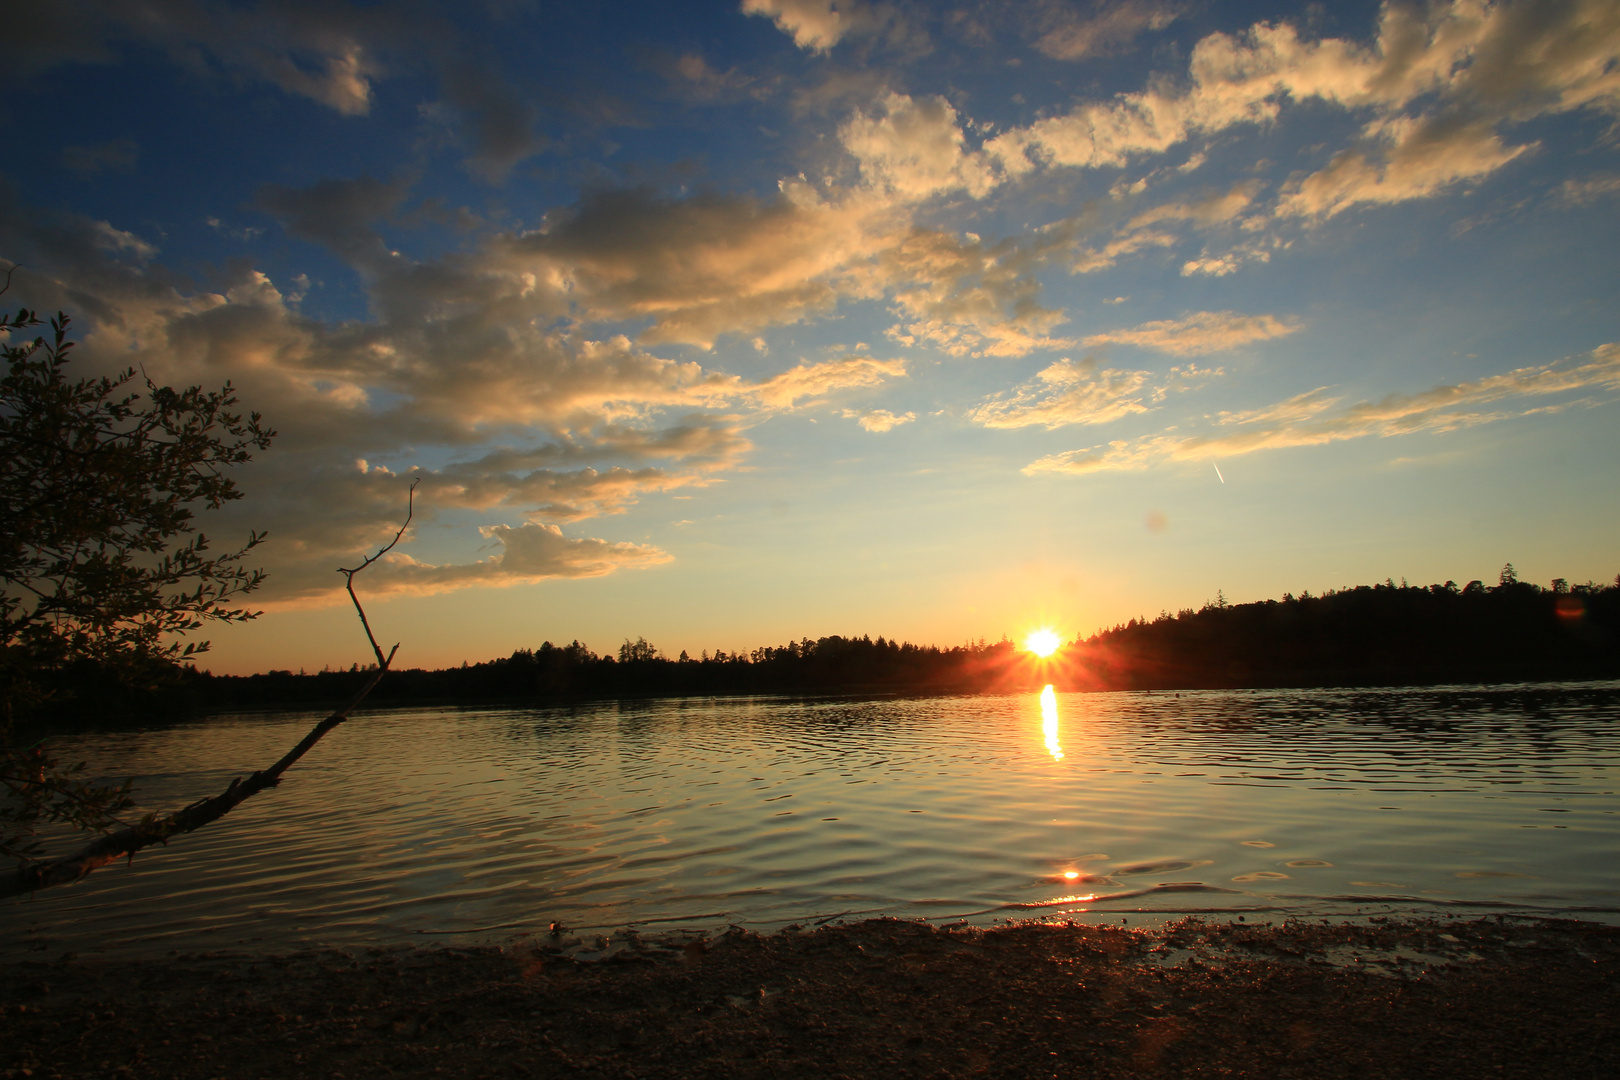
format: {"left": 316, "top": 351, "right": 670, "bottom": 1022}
{"left": 4, "top": 682, "right": 1617, "bottom": 960}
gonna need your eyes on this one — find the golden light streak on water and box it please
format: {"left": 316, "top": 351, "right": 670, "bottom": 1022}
{"left": 1040, "top": 684, "right": 1063, "bottom": 760}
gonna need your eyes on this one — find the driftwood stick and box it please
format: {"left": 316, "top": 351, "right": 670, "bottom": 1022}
{"left": 1, "top": 487, "right": 417, "bottom": 902}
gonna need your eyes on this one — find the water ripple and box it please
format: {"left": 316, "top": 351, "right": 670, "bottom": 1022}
{"left": 4, "top": 682, "right": 1618, "bottom": 959}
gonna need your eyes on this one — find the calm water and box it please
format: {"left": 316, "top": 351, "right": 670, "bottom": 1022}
{"left": 4, "top": 683, "right": 1618, "bottom": 959}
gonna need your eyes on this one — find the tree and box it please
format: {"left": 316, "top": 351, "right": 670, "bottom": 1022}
{"left": 1, "top": 307, "right": 274, "bottom": 714}
{"left": 2, "top": 305, "right": 274, "bottom": 867}
{"left": 1, "top": 305, "right": 418, "bottom": 900}
{"left": 619, "top": 635, "right": 659, "bottom": 662}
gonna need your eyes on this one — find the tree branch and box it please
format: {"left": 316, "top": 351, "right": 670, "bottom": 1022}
{"left": 1, "top": 486, "right": 418, "bottom": 901}
{"left": 337, "top": 479, "right": 417, "bottom": 668}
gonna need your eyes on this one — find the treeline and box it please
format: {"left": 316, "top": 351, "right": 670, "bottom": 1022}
{"left": 1076, "top": 566, "right": 1620, "bottom": 689}
{"left": 31, "top": 566, "right": 1620, "bottom": 720}
{"left": 191, "top": 634, "right": 1026, "bottom": 712}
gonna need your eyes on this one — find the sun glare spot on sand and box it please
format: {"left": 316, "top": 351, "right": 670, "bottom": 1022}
{"left": 1024, "top": 628, "right": 1061, "bottom": 657}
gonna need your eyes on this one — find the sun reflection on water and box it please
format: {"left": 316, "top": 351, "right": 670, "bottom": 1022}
{"left": 1040, "top": 684, "right": 1063, "bottom": 761}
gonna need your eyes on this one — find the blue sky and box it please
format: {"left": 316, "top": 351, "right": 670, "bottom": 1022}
{"left": 5, "top": 0, "right": 1619, "bottom": 673}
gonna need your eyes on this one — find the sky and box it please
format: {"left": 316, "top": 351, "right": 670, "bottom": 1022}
{"left": 4, "top": 0, "right": 1619, "bottom": 676}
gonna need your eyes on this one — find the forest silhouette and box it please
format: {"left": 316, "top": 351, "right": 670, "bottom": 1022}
{"left": 169, "top": 564, "right": 1620, "bottom": 713}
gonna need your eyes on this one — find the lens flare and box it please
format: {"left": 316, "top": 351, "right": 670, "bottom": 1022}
{"left": 1024, "top": 628, "right": 1061, "bottom": 657}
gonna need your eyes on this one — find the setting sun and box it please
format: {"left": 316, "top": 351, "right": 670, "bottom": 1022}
{"left": 1024, "top": 629, "right": 1062, "bottom": 657}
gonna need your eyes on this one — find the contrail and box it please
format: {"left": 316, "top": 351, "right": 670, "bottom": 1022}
{"left": 1213, "top": 461, "right": 1225, "bottom": 484}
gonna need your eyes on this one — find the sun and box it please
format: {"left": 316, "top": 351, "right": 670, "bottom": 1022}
{"left": 1024, "top": 628, "right": 1062, "bottom": 657}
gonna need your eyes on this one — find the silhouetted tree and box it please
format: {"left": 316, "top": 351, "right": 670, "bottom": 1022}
{"left": 2, "top": 307, "right": 272, "bottom": 866}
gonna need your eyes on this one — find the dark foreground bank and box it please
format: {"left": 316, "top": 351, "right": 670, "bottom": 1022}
{"left": 3, "top": 916, "right": 1617, "bottom": 1080}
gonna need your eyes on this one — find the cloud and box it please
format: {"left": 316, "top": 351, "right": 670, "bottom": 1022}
{"left": 750, "top": 356, "right": 908, "bottom": 407}
{"left": 1179, "top": 255, "right": 1239, "bottom": 276}
{"left": 435, "top": 60, "right": 548, "bottom": 185}
{"left": 8, "top": 2, "right": 562, "bottom": 184}
{"left": 1071, "top": 228, "right": 1177, "bottom": 274}
{"left": 1126, "top": 180, "right": 1264, "bottom": 228}
{"left": 1022, "top": 342, "right": 1620, "bottom": 475}
{"left": 492, "top": 185, "right": 883, "bottom": 349}
{"left": 0, "top": 192, "right": 773, "bottom": 605}
{"left": 659, "top": 52, "right": 767, "bottom": 104}
{"left": 256, "top": 175, "right": 412, "bottom": 269}
{"left": 843, "top": 407, "right": 915, "bottom": 431}
{"left": 1065, "top": 180, "right": 1270, "bottom": 276}
{"left": 879, "top": 225, "right": 1079, "bottom": 357}
{"left": 12, "top": 0, "right": 388, "bottom": 115}
{"left": 1556, "top": 172, "right": 1620, "bottom": 206}
{"left": 60, "top": 136, "right": 138, "bottom": 178}
{"left": 1081, "top": 311, "right": 1298, "bottom": 356}
{"left": 741, "top": 0, "right": 879, "bottom": 52}
{"left": 0, "top": 173, "right": 953, "bottom": 605}
{"left": 841, "top": 92, "right": 995, "bottom": 199}
{"left": 1030, "top": 0, "right": 1183, "bottom": 62}
{"left": 1276, "top": 114, "right": 1530, "bottom": 218}
{"left": 345, "top": 523, "right": 672, "bottom": 602}
{"left": 984, "top": 1, "right": 1620, "bottom": 222}
{"left": 1214, "top": 386, "right": 1340, "bottom": 427}
{"left": 971, "top": 356, "right": 1213, "bottom": 429}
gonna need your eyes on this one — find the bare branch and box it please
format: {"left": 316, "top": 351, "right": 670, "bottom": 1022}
{"left": 338, "top": 478, "right": 417, "bottom": 669}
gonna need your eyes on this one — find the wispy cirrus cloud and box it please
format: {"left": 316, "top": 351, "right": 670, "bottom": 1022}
{"left": 750, "top": 356, "right": 908, "bottom": 407}
{"left": 971, "top": 356, "right": 1214, "bottom": 429}
{"left": 1024, "top": 343, "right": 1620, "bottom": 476}
{"left": 347, "top": 522, "right": 673, "bottom": 599}
{"left": 60, "top": 136, "right": 138, "bottom": 178}
{"left": 1027, "top": 0, "right": 1183, "bottom": 61}
{"left": 1081, "top": 311, "right": 1299, "bottom": 356}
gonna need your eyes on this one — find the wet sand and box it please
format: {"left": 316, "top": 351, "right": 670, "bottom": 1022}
{"left": 3, "top": 915, "right": 1617, "bottom": 1079}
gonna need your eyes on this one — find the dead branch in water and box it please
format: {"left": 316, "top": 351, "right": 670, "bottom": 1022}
{"left": 0, "top": 481, "right": 419, "bottom": 901}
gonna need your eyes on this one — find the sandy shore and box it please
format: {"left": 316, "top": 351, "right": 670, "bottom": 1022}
{"left": 3, "top": 915, "right": 1617, "bottom": 1079}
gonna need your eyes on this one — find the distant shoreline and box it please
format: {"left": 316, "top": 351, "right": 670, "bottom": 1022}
{"left": 27, "top": 672, "right": 1620, "bottom": 732}
{"left": 22, "top": 572, "right": 1620, "bottom": 724}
